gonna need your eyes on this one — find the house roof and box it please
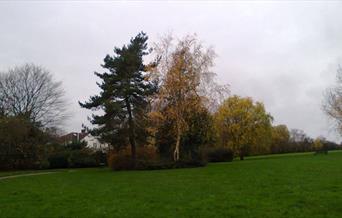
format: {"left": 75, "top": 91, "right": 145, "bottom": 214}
{"left": 59, "top": 132, "right": 88, "bottom": 143}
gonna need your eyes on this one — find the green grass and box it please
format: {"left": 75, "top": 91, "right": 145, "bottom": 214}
{"left": 1, "top": 152, "right": 341, "bottom": 218}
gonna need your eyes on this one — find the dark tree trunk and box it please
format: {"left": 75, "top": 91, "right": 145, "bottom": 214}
{"left": 125, "top": 99, "right": 136, "bottom": 161}
{"left": 239, "top": 149, "right": 244, "bottom": 160}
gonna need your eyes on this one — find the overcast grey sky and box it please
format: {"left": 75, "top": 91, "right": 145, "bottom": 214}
{"left": 1, "top": 1, "right": 341, "bottom": 141}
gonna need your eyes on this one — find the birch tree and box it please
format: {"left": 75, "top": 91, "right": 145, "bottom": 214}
{"left": 151, "top": 35, "right": 228, "bottom": 161}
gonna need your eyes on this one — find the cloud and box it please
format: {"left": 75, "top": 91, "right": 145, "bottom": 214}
{"left": 1, "top": 1, "right": 342, "bottom": 141}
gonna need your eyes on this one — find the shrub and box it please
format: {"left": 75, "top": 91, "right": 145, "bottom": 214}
{"left": 66, "top": 141, "right": 87, "bottom": 150}
{"left": 36, "top": 159, "right": 50, "bottom": 169}
{"left": 48, "top": 152, "right": 69, "bottom": 168}
{"left": 68, "top": 150, "right": 98, "bottom": 168}
{"left": 0, "top": 116, "right": 50, "bottom": 170}
{"left": 108, "top": 152, "right": 135, "bottom": 170}
{"left": 94, "top": 151, "right": 107, "bottom": 166}
{"left": 108, "top": 146, "right": 157, "bottom": 170}
{"left": 108, "top": 146, "right": 206, "bottom": 171}
{"left": 48, "top": 149, "right": 100, "bottom": 169}
{"left": 136, "top": 146, "right": 159, "bottom": 160}
{"left": 205, "top": 147, "right": 234, "bottom": 162}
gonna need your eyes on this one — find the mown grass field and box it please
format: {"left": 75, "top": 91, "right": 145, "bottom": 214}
{"left": 0, "top": 151, "right": 341, "bottom": 218}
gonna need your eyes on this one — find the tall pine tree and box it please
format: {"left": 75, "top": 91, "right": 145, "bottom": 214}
{"left": 79, "top": 32, "right": 156, "bottom": 160}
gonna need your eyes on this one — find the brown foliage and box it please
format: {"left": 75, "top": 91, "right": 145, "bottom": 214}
{"left": 107, "top": 146, "right": 159, "bottom": 170}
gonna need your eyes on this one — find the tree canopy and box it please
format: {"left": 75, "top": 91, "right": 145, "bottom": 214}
{"left": 214, "top": 95, "right": 273, "bottom": 160}
{"left": 0, "top": 64, "right": 67, "bottom": 128}
{"left": 150, "top": 35, "right": 226, "bottom": 161}
{"left": 270, "top": 125, "right": 290, "bottom": 154}
{"left": 79, "top": 32, "right": 157, "bottom": 160}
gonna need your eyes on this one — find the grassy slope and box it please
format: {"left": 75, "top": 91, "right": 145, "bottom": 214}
{"left": 0, "top": 151, "right": 341, "bottom": 218}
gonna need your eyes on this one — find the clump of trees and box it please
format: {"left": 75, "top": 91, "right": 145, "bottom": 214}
{"left": 81, "top": 33, "right": 229, "bottom": 169}
{"left": 0, "top": 64, "right": 103, "bottom": 170}
{"left": 0, "top": 64, "right": 68, "bottom": 169}
{"left": 270, "top": 125, "right": 290, "bottom": 154}
{"left": 2, "top": 33, "right": 340, "bottom": 171}
{"left": 270, "top": 127, "right": 340, "bottom": 155}
{"left": 79, "top": 32, "right": 341, "bottom": 171}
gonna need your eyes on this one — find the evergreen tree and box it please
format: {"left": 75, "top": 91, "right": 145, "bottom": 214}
{"left": 79, "top": 32, "right": 156, "bottom": 160}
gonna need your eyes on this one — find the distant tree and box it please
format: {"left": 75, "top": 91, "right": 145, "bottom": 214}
{"left": 0, "top": 64, "right": 67, "bottom": 128}
{"left": 214, "top": 95, "right": 273, "bottom": 160}
{"left": 79, "top": 32, "right": 157, "bottom": 160}
{"left": 321, "top": 139, "right": 341, "bottom": 151}
{"left": 290, "top": 129, "right": 307, "bottom": 143}
{"left": 289, "top": 129, "right": 313, "bottom": 152}
{"left": 313, "top": 137, "right": 324, "bottom": 151}
{"left": 323, "top": 66, "right": 342, "bottom": 135}
{"left": 270, "top": 125, "right": 290, "bottom": 153}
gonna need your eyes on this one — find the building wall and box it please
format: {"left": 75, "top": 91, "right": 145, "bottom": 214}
{"left": 81, "top": 135, "right": 108, "bottom": 151}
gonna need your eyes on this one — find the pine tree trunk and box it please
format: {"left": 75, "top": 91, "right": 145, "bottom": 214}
{"left": 126, "top": 99, "right": 136, "bottom": 161}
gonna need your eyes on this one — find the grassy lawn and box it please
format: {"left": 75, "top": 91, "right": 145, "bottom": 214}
{"left": 0, "top": 151, "right": 341, "bottom": 218}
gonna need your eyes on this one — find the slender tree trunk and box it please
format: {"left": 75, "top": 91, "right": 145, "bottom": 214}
{"left": 239, "top": 148, "right": 244, "bottom": 160}
{"left": 125, "top": 99, "right": 136, "bottom": 161}
{"left": 174, "top": 123, "right": 181, "bottom": 161}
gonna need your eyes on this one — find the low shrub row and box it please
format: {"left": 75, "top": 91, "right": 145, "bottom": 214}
{"left": 205, "top": 147, "right": 234, "bottom": 162}
{"left": 107, "top": 146, "right": 232, "bottom": 171}
{"left": 48, "top": 149, "right": 106, "bottom": 169}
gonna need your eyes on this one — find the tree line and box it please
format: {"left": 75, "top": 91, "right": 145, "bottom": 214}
{"left": 79, "top": 32, "right": 341, "bottom": 169}
{"left": 0, "top": 32, "right": 341, "bottom": 170}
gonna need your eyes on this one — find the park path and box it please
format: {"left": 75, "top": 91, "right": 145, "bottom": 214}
{"left": 0, "top": 171, "right": 59, "bottom": 180}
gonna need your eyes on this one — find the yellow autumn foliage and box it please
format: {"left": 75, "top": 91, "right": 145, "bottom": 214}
{"left": 214, "top": 95, "right": 273, "bottom": 159}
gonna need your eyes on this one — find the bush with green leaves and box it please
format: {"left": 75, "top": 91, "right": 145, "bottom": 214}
{"left": 48, "top": 148, "right": 100, "bottom": 169}
{"left": 68, "top": 149, "right": 98, "bottom": 168}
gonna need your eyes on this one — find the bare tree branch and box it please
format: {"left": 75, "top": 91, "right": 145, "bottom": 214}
{"left": 0, "top": 63, "right": 68, "bottom": 128}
